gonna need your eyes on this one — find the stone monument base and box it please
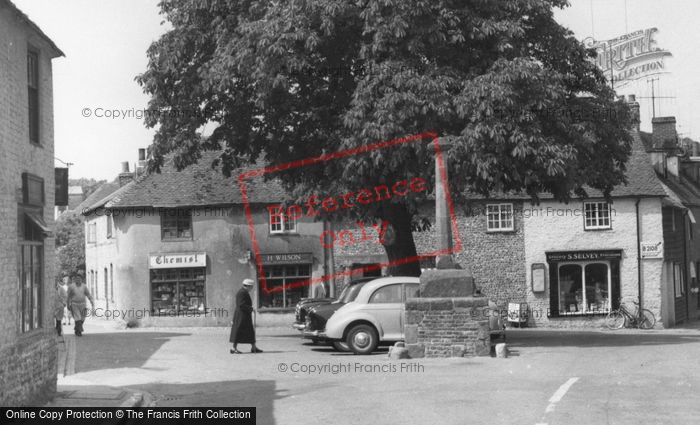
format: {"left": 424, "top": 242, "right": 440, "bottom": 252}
{"left": 404, "top": 297, "right": 491, "bottom": 358}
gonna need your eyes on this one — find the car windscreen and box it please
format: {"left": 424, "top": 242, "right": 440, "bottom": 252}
{"left": 338, "top": 281, "right": 369, "bottom": 303}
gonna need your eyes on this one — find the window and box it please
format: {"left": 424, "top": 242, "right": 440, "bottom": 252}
{"left": 403, "top": 283, "right": 420, "bottom": 300}
{"left": 27, "top": 50, "right": 40, "bottom": 144}
{"left": 160, "top": 209, "right": 192, "bottom": 240}
{"left": 259, "top": 264, "right": 311, "bottom": 308}
{"left": 103, "top": 267, "right": 108, "bottom": 301}
{"left": 22, "top": 173, "right": 44, "bottom": 206}
{"left": 269, "top": 206, "right": 297, "bottom": 234}
{"left": 18, "top": 213, "right": 44, "bottom": 332}
{"left": 110, "top": 264, "right": 114, "bottom": 301}
{"left": 674, "top": 263, "right": 684, "bottom": 297}
{"left": 370, "top": 284, "right": 403, "bottom": 303}
{"left": 584, "top": 202, "right": 611, "bottom": 230}
{"left": 151, "top": 268, "right": 206, "bottom": 314}
{"left": 557, "top": 262, "right": 611, "bottom": 315}
{"left": 486, "top": 203, "right": 514, "bottom": 232}
{"left": 87, "top": 223, "right": 96, "bottom": 243}
{"left": 106, "top": 215, "right": 113, "bottom": 238}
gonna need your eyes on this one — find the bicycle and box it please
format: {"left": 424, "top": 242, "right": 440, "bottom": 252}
{"left": 605, "top": 299, "right": 656, "bottom": 330}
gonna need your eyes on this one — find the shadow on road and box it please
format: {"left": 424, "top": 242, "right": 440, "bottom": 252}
{"left": 506, "top": 329, "right": 700, "bottom": 348}
{"left": 74, "top": 331, "right": 189, "bottom": 374}
{"left": 130, "top": 380, "right": 281, "bottom": 425}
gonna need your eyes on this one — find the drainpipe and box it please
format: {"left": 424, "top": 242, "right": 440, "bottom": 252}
{"left": 636, "top": 198, "right": 643, "bottom": 308}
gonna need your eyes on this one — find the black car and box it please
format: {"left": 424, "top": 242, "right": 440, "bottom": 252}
{"left": 303, "top": 278, "right": 373, "bottom": 351}
{"left": 292, "top": 276, "right": 377, "bottom": 331}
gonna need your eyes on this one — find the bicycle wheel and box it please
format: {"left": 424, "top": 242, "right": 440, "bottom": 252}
{"left": 605, "top": 310, "right": 625, "bottom": 330}
{"left": 638, "top": 309, "right": 656, "bottom": 329}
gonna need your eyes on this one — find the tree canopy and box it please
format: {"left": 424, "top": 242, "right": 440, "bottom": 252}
{"left": 138, "top": 0, "right": 632, "bottom": 276}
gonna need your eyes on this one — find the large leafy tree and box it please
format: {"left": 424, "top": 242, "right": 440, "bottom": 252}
{"left": 55, "top": 210, "right": 85, "bottom": 283}
{"left": 138, "top": 0, "right": 632, "bottom": 276}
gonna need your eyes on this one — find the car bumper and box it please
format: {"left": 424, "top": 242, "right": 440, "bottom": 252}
{"left": 292, "top": 323, "right": 306, "bottom": 331}
{"left": 302, "top": 330, "right": 332, "bottom": 340}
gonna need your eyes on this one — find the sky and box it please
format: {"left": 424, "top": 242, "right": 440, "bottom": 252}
{"left": 11, "top": 0, "right": 700, "bottom": 181}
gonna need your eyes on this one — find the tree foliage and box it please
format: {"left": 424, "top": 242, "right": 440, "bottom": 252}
{"left": 138, "top": 0, "right": 633, "bottom": 276}
{"left": 55, "top": 210, "right": 85, "bottom": 282}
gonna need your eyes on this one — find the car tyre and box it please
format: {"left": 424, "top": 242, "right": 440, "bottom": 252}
{"left": 332, "top": 341, "right": 350, "bottom": 352}
{"left": 346, "top": 324, "right": 378, "bottom": 355}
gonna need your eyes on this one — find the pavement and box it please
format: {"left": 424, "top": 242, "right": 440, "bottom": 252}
{"left": 44, "top": 317, "right": 700, "bottom": 424}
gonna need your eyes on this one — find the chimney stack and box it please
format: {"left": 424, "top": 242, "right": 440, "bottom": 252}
{"left": 118, "top": 161, "right": 134, "bottom": 187}
{"left": 626, "top": 94, "right": 640, "bottom": 132}
{"left": 136, "top": 148, "right": 147, "bottom": 177}
{"left": 652, "top": 116, "right": 678, "bottom": 150}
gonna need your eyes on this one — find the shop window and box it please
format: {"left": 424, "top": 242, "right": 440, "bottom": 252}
{"left": 259, "top": 264, "right": 310, "bottom": 308}
{"left": 18, "top": 213, "right": 44, "bottom": 332}
{"left": 27, "top": 50, "right": 40, "bottom": 145}
{"left": 557, "top": 262, "right": 611, "bottom": 315}
{"left": 486, "top": 203, "right": 514, "bottom": 232}
{"left": 151, "top": 268, "right": 206, "bottom": 314}
{"left": 160, "top": 209, "right": 192, "bottom": 240}
{"left": 269, "top": 207, "right": 296, "bottom": 234}
{"left": 22, "top": 173, "right": 44, "bottom": 206}
{"left": 583, "top": 202, "right": 611, "bottom": 230}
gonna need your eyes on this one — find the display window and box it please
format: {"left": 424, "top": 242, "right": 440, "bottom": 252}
{"left": 557, "top": 262, "right": 611, "bottom": 315}
{"left": 151, "top": 268, "right": 206, "bottom": 314}
{"left": 258, "top": 264, "right": 311, "bottom": 309}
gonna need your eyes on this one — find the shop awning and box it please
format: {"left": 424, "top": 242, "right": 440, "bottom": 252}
{"left": 25, "top": 212, "right": 52, "bottom": 236}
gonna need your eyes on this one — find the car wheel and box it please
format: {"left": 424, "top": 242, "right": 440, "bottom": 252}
{"left": 332, "top": 341, "right": 350, "bottom": 352}
{"left": 346, "top": 324, "right": 378, "bottom": 355}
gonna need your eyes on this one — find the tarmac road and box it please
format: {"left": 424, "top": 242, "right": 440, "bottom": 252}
{"left": 60, "top": 319, "right": 700, "bottom": 425}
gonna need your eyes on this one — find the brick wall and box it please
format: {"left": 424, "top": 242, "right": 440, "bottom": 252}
{"left": 0, "top": 4, "right": 61, "bottom": 406}
{"left": 404, "top": 297, "right": 490, "bottom": 358}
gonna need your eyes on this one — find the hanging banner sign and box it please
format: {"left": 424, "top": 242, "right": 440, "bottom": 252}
{"left": 583, "top": 28, "right": 672, "bottom": 87}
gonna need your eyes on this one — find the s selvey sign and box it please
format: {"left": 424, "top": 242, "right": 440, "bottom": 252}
{"left": 583, "top": 28, "right": 672, "bottom": 87}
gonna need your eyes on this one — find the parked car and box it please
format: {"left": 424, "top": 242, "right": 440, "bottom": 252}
{"left": 292, "top": 276, "right": 377, "bottom": 331}
{"left": 302, "top": 279, "right": 375, "bottom": 351}
{"left": 319, "top": 277, "right": 421, "bottom": 354}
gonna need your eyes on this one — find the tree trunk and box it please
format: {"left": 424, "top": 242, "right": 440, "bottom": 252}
{"left": 379, "top": 202, "right": 421, "bottom": 277}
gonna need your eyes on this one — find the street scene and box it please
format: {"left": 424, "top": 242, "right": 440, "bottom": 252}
{"left": 2, "top": 0, "right": 700, "bottom": 424}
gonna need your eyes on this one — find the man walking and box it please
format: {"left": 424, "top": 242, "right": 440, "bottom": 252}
{"left": 67, "top": 272, "right": 95, "bottom": 336}
{"left": 229, "top": 278, "right": 263, "bottom": 353}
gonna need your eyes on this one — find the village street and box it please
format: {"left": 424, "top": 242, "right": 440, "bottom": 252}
{"left": 56, "top": 320, "right": 700, "bottom": 425}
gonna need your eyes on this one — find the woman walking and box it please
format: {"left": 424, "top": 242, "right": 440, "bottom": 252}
{"left": 229, "top": 279, "right": 263, "bottom": 353}
{"left": 67, "top": 273, "right": 95, "bottom": 336}
{"left": 54, "top": 280, "right": 68, "bottom": 336}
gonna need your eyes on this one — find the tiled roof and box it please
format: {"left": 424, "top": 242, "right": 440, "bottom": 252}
{"left": 77, "top": 180, "right": 120, "bottom": 213}
{"left": 658, "top": 172, "right": 700, "bottom": 208}
{"left": 468, "top": 129, "right": 666, "bottom": 201}
{"left": 88, "top": 151, "right": 288, "bottom": 210}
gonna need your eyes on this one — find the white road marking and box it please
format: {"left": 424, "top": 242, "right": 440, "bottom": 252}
{"left": 537, "top": 377, "right": 580, "bottom": 424}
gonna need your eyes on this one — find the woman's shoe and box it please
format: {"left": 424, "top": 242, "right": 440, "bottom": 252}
{"left": 251, "top": 347, "right": 263, "bottom": 353}
{"left": 230, "top": 348, "right": 242, "bottom": 354}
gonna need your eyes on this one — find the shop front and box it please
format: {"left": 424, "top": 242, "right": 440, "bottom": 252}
{"left": 546, "top": 250, "right": 622, "bottom": 318}
{"left": 257, "top": 252, "right": 315, "bottom": 310}
{"left": 149, "top": 252, "right": 207, "bottom": 315}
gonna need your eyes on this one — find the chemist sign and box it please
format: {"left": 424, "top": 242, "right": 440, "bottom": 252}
{"left": 583, "top": 28, "right": 672, "bottom": 86}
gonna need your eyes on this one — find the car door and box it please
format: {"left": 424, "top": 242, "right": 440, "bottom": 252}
{"left": 366, "top": 284, "right": 403, "bottom": 340}
{"left": 401, "top": 283, "right": 420, "bottom": 339}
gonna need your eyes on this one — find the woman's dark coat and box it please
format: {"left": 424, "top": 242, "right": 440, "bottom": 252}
{"left": 229, "top": 288, "right": 255, "bottom": 344}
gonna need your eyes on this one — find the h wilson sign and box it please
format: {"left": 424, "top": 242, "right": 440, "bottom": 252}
{"left": 583, "top": 28, "right": 672, "bottom": 86}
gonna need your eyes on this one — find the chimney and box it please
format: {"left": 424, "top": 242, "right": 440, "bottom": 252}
{"left": 136, "top": 148, "right": 147, "bottom": 177}
{"left": 118, "top": 161, "right": 134, "bottom": 186}
{"left": 627, "top": 94, "right": 640, "bottom": 132}
{"left": 652, "top": 116, "right": 677, "bottom": 150}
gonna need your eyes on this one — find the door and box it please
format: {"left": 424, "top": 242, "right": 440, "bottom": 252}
{"left": 366, "top": 284, "right": 403, "bottom": 340}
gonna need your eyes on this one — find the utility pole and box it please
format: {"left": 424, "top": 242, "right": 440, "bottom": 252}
{"left": 638, "top": 78, "right": 675, "bottom": 118}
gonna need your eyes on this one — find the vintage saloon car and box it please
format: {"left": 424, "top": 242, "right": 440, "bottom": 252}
{"left": 320, "top": 277, "right": 421, "bottom": 354}
{"left": 316, "top": 276, "right": 506, "bottom": 355}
